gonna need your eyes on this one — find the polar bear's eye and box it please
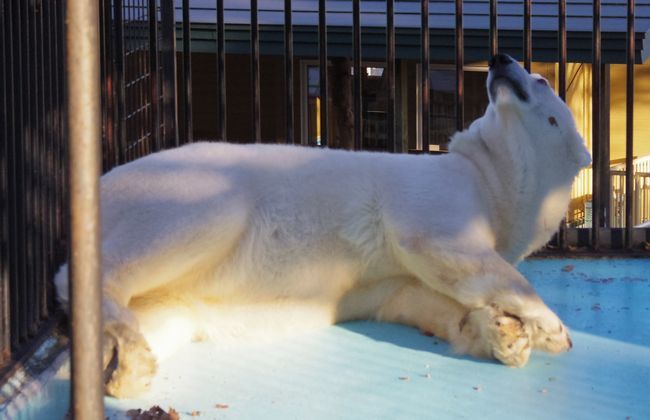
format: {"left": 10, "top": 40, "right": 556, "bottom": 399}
{"left": 548, "top": 116, "right": 558, "bottom": 127}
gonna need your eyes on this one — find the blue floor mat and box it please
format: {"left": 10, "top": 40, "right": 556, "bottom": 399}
{"left": 6, "top": 258, "right": 650, "bottom": 420}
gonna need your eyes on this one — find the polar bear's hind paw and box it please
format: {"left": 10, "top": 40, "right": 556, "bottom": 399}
{"left": 103, "top": 322, "right": 157, "bottom": 398}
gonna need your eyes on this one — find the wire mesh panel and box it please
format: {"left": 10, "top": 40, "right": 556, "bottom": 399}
{"left": 102, "top": 0, "right": 163, "bottom": 169}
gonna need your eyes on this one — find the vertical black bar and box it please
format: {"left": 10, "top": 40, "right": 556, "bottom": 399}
{"left": 625, "top": 0, "right": 635, "bottom": 248}
{"left": 50, "top": 0, "right": 61, "bottom": 262}
{"left": 24, "top": 0, "right": 33, "bottom": 333}
{"left": 490, "top": 0, "right": 497, "bottom": 56}
{"left": 15, "top": 0, "right": 28, "bottom": 345}
{"left": 592, "top": 0, "right": 601, "bottom": 249}
{"left": 160, "top": 0, "right": 178, "bottom": 148}
{"left": 49, "top": 0, "right": 59, "bottom": 269}
{"left": 558, "top": 0, "right": 567, "bottom": 100}
{"left": 558, "top": 0, "right": 568, "bottom": 249}
{"left": 126, "top": 2, "right": 132, "bottom": 160}
{"left": 216, "top": 0, "right": 226, "bottom": 141}
{"left": 149, "top": 0, "right": 161, "bottom": 152}
{"left": 0, "top": 0, "right": 10, "bottom": 363}
{"left": 44, "top": 0, "right": 54, "bottom": 316}
{"left": 523, "top": 0, "right": 531, "bottom": 72}
{"left": 115, "top": 0, "right": 127, "bottom": 162}
{"left": 139, "top": 0, "right": 149, "bottom": 157}
{"left": 54, "top": 0, "right": 66, "bottom": 268}
{"left": 39, "top": 0, "right": 51, "bottom": 320}
{"left": 102, "top": 0, "right": 117, "bottom": 169}
{"left": 99, "top": 0, "right": 108, "bottom": 168}
{"left": 455, "top": 0, "right": 464, "bottom": 132}
{"left": 182, "top": 0, "right": 193, "bottom": 143}
{"left": 421, "top": 0, "right": 429, "bottom": 151}
{"left": 6, "top": 0, "right": 20, "bottom": 350}
{"left": 319, "top": 0, "right": 328, "bottom": 147}
{"left": 26, "top": 0, "right": 38, "bottom": 335}
{"left": 251, "top": 0, "right": 261, "bottom": 142}
{"left": 353, "top": 0, "right": 362, "bottom": 150}
{"left": 284, "top": 0, "right": 294, "bottom": 144}
{"left": 34, "top": 0, "right": 48, "bottom": 322}
{"left": 386, "top": 0, "right": 396, "bottom": 152}
{"left": 130, "top": 2, "right": 137, "bottom": 158}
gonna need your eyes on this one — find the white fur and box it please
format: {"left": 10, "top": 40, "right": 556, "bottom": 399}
{"left": 55, "top": 57, "right": 589, "bottom": 397}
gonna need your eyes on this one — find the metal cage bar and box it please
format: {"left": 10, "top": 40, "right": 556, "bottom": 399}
{"left": 100, "top": 0, "right": 116, "bottom": 169}
{"left": 114, "top": 0, "right": 127, "bottom": 163}
{"left": 284, "top": 0, "right": 294, "bottom": 144}
{"left": 216, "top": 0, "right": 226, "bottom": 141}
{"left": 33, "top": 0, "right": 47, "bottom": 326}
{"left": 182, "top": 0, "right": 193, "bottom": 143}
{"left": 420, "top": 0, "right": 430, "bottom": 152}
{"left": 353, "top": 0, "right": 362, "bottom": 150}
{"left": 24, "top": 0, "right": 37, "bottom": 337}
{"left": 592, "top": 0, "right": 602, "bottom": 249}
{"left": 66, "top": 0, "right": 104, "bottom": 416}
{"left": 12, "top": 0, "right": 28, "bottom": 346}
{"left": 558, "top": 0, "right": 567, "bottom": 101}
{"left": 523, "top": 0, "right": 531, "bottom": 72}
{"left": 386, "top": 0, "right": 396, "bottom": 152}
{"left": 319, "top": 0, "right": 328, "bottom": 147}
{"left": 558, "top": 0, "right": 568, "bottom": 249}
{"left": 0, "top": 0, "right": 9, "bottom": 365}
{"left": 160, "top": 0, "right": 178, "bottom": 148}
{"left": 490, "top": 0, "right": 497, "bottom": 56}
{"left": 626, "top": 0, "right": 635, "bottom": 248}
{"left": 455, "top": 0, "right": 464, "bottom": 132}
{"left": 149, "top": 0, "right": 161, "bottom": 152}
{"left": 251, "top": 0, "right": 261, "bottom": 142}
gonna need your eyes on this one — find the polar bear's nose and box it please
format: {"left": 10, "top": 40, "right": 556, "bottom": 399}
{"left": 488, "top": 54, "right": 513, "bottom": 69}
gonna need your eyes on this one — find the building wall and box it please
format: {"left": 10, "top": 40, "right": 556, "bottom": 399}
{"left": 191, "top": 53, "right": 301, "bottom": 143}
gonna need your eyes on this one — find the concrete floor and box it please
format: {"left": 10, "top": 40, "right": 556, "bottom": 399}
{"left": 4, "top": 258, "right": 650, "bottom": 420}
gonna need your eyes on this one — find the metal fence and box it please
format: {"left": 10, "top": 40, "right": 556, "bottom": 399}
{"left": 1, "top": 0, "right": 650, "bottom": 410}
{"left": 0, "top": 0, "right": 67, "bottom": 373}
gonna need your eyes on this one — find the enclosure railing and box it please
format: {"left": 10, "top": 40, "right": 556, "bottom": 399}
{"left": 1, "top": 0, "right": 650, "bottom": 414}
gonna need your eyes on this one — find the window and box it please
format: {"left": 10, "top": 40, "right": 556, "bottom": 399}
{"left": 302, "top": 62, "right": 389, "bottom": 150}
{"left": 417, "top": 66, "right": 489, "bottom": 149}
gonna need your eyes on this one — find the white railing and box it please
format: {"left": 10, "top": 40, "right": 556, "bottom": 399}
{"left": 570, "top": 156, "right": 650, "bottom": 228}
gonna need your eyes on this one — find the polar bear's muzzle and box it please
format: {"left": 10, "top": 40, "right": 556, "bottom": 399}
{"left": 488, "top": 54, "right": 529, "bottom": 103}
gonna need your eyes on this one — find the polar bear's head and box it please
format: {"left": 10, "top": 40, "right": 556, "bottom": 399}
{"left": 477, "top": 54, "right": 592, "bottom": 171}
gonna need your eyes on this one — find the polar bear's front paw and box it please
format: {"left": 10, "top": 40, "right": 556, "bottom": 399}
{"left": 453, "top": 305, "right": 531, "bottom": 367}
{"left": 486, "top": 312, "right": 532, "bottom": 368}
{"left": 103, "top": 322, "right": 157, "bottom": 398}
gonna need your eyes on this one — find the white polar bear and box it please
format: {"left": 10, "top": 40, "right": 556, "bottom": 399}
{"left": 55, "top": 54, "right": 591, "bottom": 398}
